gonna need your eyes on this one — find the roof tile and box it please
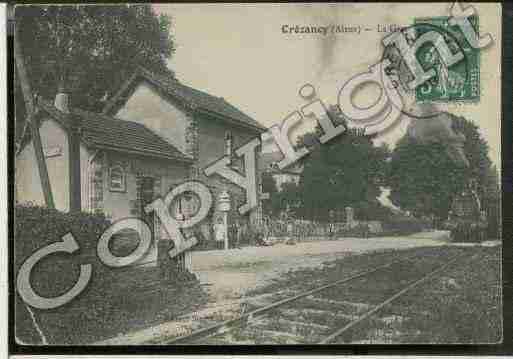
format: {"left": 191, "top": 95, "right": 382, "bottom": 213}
{"left": 136, "top": 68, "right": 266, "bottom": 132}
{"left": 38, "top": 98, "right": 192, "bottom": 162}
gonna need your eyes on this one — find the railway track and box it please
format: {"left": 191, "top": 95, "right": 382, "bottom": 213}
{"left": 161, "top": 248, "right": 469, "bottom": 345}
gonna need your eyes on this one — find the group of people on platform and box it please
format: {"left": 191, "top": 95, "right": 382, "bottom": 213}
{"left": 212, "top": 215, "right": 342, "bottom": 249}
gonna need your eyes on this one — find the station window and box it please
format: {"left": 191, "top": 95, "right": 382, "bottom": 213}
{"left": 109, "top": 165, "right": 126, "bottom": 192}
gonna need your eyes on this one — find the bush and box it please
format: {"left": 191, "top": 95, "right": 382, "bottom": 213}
{"left": 14, "top": 204, "right": 209, "bottom": 344}
{"left": 15, "top": 204, "right": 113, "bottom": 343}
{"left": 15, "top": 203, "right": 112, "bottom": 284}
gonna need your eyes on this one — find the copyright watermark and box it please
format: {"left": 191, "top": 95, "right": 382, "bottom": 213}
{"left": 17, "top": 2, "right": 494, "bottom": 310}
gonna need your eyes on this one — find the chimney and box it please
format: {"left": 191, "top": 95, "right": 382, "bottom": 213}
{"left": 54, "top": 91, "right": 70, "bottom": 113}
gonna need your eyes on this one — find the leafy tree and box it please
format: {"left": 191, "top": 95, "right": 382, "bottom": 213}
{"left": 354, "top": 199, "right": 395, "bottom": 221}
{"left": 15, "top": 5, "right": 175, "bottom": 133}
{"left": 261, "top": 171, "right": 279, "bottom": 217}
{"left": 262, "top": 171, "right": 304, "bottom": 218}
{"left": 388, "top": 114, "right": 495, "bottom": 224}
{"left": 298, "top": 133, "right": 390, "bottom": 221}
{"left": 290, "top": 105, "right": 391, "bottom": 222}
{"left": 275, "top": 182, "right": 302, "bottom": 218}
{"left": 450, "top": 115, "right": 493, "bottom": 198}
{"left": 482, "top": 164, "right": 500, "bottom": 238}
{"left": 388, "top": 136, "right": 466, "bottom": 221}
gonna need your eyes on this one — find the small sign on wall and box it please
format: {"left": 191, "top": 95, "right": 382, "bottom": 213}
{"left": 44, "top": 146, "right": 62, "bottom": 158}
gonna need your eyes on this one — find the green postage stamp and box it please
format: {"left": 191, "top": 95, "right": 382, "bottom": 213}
{"left": 414, "top": 16, "right": 480, "bottom": 102}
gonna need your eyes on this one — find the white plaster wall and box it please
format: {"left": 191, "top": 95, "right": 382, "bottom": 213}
{"left": 15, "top": 142, "right": 45, "bottom": 206}
{"left": 102, "top": 152, "right": 190, "bottom": 222}
{"left": 115, "top": 81, "right": 189, "bottom": 154}
{"left": 39, "top": 119, "right": 69, "bottom": 212}
{"left": 80, "top": 144, "right": 90, "bottom": 212}
{"left": 15, "top": 118, "right": 70, "bottom": 211}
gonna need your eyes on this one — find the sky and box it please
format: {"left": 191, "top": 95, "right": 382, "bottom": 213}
{"left": 154, "top": 3, "right": 502, "bottom": 168}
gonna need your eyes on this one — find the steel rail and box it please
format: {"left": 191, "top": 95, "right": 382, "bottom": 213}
{"left": 164, "top": 253, "right": 427, "bottom": 344}
{"left": 318, "top": 252, "right": 467, "bottom": 344}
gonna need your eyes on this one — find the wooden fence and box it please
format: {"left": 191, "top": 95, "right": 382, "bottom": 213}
{"left": 259, "top": 218, "right": 385, "bottom": 238}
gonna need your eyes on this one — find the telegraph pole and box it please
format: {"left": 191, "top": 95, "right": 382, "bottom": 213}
{"left": 13, "top": 18, "right": 55, "bottom": 209}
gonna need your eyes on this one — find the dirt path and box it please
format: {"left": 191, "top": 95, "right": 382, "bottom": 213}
{"left": 191, "top": 233, "right": 450, "bottom": 302}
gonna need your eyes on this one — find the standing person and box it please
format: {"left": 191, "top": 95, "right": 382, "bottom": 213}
{"left": 228, "top": 220, "right": 237, "bottom": 249}
{"left": 214, "top": 217, "right": 225, "bottom": 249}
{"left": 286, "top": 218, "right": 295, "bottom": 244}
{"left": 328, "top": 209, "right": 335, "bottom": 240}
{"left": 478, "top": 210, "right": 488, "bottom": 242}
{"left": 286, "top": 219, "right": 293, "bottom": 238}
{"left": 234, "top": 220, "right": 243, "bottom": 249}
{"left": 326, "top": 220, "right": 334, "bottom": 240}
{"left": 296, "top": 222, "right": 301, "bottom": 243}
{"left": 262, "top": 217, "right": 269, "bottom": 242}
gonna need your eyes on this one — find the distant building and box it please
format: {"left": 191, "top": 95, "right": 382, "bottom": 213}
{"left": 260, "top": 151, "right": 303, "bottom": 192}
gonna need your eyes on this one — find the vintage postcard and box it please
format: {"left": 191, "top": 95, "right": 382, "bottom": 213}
{"left": 12, "top": 2, "right": 502, "bottom": 347}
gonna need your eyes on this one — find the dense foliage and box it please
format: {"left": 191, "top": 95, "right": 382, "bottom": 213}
{"left": 15, "top": 204, "right": 111, "bottom": 290}
{"left": 14, "top": 204, "right": 208, "bottom": 344}
{"left": 15, "top": 5, "right": 175, "bottom": 136}
{"left": 388, "top": 114, "right": 500, "bottom": 231}
{"left": 263, "top": 105, "right": 392, "bottom": 222}
{"left": 261, "top": 171, "right": 280, "bottom": 217}
{"left": 388, "top": 137, "right": 466, "bottom": 221}
{"left": 292, "top": 113, "right": 390, "bottom": 221}
{"left": 451, "top": 115, "right": 493, "bottom": 198}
